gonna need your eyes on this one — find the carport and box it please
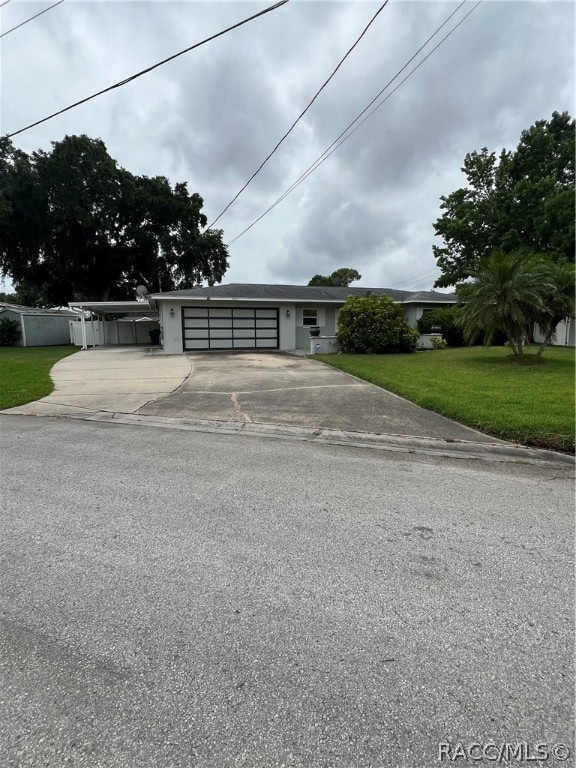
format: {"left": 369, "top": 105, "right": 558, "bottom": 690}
{"left": 68, "top": 300, "right": 160, "bottom": 350}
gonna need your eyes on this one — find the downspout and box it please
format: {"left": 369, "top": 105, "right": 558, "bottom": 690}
{"left": 20, "top": 315, "right": 27, "bottom": 347}
{"left": 80, "top": 311, "right": 87, "bottom": 350}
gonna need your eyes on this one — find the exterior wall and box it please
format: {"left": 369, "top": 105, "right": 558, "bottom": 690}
{"left": 157, "top": 299, "right": 458, "bottom": 353}
{"left": 533, "top": 318, "right": 575, "bottom": 347}
{"left": 159, "top": 301, "right": 297, "bottom": 354}
{"left": 294, "top": 303, "right": 340, "bottom": 350}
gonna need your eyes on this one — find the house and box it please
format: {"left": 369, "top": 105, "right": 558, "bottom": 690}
{"left": 151, "top": 284, "right": 457, "bottom": 354}
{"left": 68, "top": 284, "right": 456, "bottom": 353}
{"left": 0, "top": 302, "right": 77, "bottom": 346}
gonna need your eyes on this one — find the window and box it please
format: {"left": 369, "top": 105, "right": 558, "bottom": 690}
{"left": 302, "top": 309, "right": 318, "bottom": 326}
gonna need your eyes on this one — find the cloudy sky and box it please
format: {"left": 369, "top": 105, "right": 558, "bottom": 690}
{"left": 1, "top": 0, "right": 573, "bottom": 294}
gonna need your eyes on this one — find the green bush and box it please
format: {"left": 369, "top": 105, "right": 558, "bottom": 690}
{"left": 416, "top": 307, "right": 466, "bottom": 347}
{"left": 336, "top": 294, "right": 419, "bottom": 354}
{"left": 430, "top": 335, "right": 448, "bottom": 350}
{"left": 0, "top": 318, "right": 21, "bottom": 346}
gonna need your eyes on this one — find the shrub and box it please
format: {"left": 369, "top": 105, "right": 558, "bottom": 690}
{"left": 336, "top": 294, "right": 419, "bottom": 354}
{"left": 417, "top": 307, "right": 466, "bottom": 346}
{"left": 430, "top": 335, "right": 447, "bottom": 350}
{"left": 0, "top": 318, "right": 21, "bottom": 346}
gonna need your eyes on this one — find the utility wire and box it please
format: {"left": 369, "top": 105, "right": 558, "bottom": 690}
{"left": 1, "top": 0, "right": 63, "bottom": 38}
{"left": 7, "top": 0, "right": 289, "bottom": 138}
{"left": 0, "top": 1, "right": 14, "bottom": 9}
{"left": 207, "top": 0, "right": 390, "bottom": 230}
{"left": 389, "top": 267, "right": 440, "bottom": 289}
{"left": 227, "top": 1, "right": 481, "bottom": 247}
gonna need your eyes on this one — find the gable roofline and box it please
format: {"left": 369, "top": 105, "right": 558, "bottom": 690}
{"left": 151, "top": 283, "right": 456, "bottom": 304}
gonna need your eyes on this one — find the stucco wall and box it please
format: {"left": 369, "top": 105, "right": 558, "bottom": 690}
{"left": 159, "top": 301, "right": 297, "bottom": 354}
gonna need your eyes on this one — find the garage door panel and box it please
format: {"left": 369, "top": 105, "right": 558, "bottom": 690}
{"left": 184, "top": 329, "right": 209, "bottom": 339}
{"left": 256, "top": 310, "right": 277, "bottom": 318}
{"left": 183, "top": 308, "right": 209, "bottom": 318}
{"left": 256, "top": 339, "right": 277, "bottom": 348}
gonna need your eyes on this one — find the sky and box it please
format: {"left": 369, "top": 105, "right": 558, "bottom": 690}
{"left": 0, "top": 0, "right": 574, "bottom": 295}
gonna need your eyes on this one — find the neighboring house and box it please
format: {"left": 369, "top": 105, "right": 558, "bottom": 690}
{"left": 150, "top": 284, "right": 457, "bottom": 354}
{"left": 533, "top": 318, "right": 575, "bottom": 347}
{"left": 0, "top": 302, "right": 77, "bottom": 346}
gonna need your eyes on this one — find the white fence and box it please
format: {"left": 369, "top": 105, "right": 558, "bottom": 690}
{"left": 70, "top": 319, "right": 160, "bottom": 347}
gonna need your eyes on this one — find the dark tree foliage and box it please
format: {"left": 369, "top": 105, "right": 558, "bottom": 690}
{"left": 0, "top": 317, "right": 20, "bottom": 345}
{"left": 416, "top": 307, "right": 466, "bottom": 347}
{"left": 0, "top": 135, "right": 229, "bottom": 304}
{"left": 433, "top": 112, "right": 575, "bottom": 287}
{"left": 308, "top": 268, "right": 361, "bottom": 287}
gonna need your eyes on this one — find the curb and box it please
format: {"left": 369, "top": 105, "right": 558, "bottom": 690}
{"left": 55, "top": 410, "right": 575, "bottom": 468}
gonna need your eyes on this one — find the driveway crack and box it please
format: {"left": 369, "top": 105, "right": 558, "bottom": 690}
{"left": 231, "top": 393, "right": 252, "bottom": 423}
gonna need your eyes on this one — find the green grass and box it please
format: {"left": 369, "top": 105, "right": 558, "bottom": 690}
{"left": 316, "top": 346, "right": 575, "bottom": 453}
{"left": 0, "top": 345, "right": 77, "bottom": 410}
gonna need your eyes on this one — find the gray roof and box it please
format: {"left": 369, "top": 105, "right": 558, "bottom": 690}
{"left": 0, "top": 302, "right": 77, "bottom": 316}
{"left": 151, "top": 283, "right": 456, "bottom": 304}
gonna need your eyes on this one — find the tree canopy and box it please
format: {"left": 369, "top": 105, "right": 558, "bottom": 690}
{"left": 433, "top": 111, "right": 575, "bottom": 287}
{"left": 308, "top": 268, "right": 361, "bottom": 287}
{"left": 0, "top": 134, "right": 229, "bottom": 305}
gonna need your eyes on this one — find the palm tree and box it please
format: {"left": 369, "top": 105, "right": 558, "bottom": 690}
{"left": 533, "top": 261, "right": 575, "bottom": 356}
{"left": 456, "top": 250, "right": 554, "bottom": 356}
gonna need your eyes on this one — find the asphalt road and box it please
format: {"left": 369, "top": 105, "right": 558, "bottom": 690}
{"left": 0, "top": 415, "right": 573, "bottom": 768}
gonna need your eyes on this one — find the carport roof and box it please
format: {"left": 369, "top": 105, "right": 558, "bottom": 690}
{"left": 68, "top": 300, "right": 154, "bottom": 314}
{"left": 151, "top": 284, "right": 456, "bottom": 304}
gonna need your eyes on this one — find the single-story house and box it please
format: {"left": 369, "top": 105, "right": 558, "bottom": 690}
{"left": 68, "top": 284, "right": 456, "bottom": 352}
{"left": 151, "top": 284, "right": 457, "bottom": 354}
{"left": 0, "top": 302, "right": 77, "bottom": 346}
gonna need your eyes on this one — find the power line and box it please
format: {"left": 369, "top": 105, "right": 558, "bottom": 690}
{"left": 1, "top": 0, "right": 64, "bottom": 38}
{"left": 7, "top": 0, "right": 290, "bottom": 138}
{"left": 227, "top": 1, "right": 482, "bottom": 247}
{"left": 207, "top": 0, "right": 390, "bottom": 230}
{"left": 0, "top": 1, "right": 14, "bottom": 8}
{"left": 389, "top": 267, "right": 440, "bottom": 289}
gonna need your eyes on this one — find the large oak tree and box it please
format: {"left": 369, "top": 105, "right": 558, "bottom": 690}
{"left": 0, "top": 134, "right": 229, "bottom": 305}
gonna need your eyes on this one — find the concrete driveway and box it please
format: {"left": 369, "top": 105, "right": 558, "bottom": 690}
{"left": 4, "top": 347, "right": 191, "bottom": 417}
{"left": 136, "top": 351, "right": 498, "bottom": 443}
{"left": 6, "top": 347, "right": 504, "bottom": 445}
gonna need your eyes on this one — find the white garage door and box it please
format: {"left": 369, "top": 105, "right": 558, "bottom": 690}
{"left": 183, "top": 307, "right": 279, "bottom": 350}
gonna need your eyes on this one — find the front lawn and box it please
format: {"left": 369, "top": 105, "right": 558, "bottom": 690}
{"left": 0, "top": 345, "right": 77, "bottom": 410}
{"left": 316, "top": 346, "right": 575, "bottom": 453}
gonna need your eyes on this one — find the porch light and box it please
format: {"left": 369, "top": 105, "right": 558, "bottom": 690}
{"left": 170, "top": 307, "right": 175, "bottom": 317}
{"left": 286, "top": 309, "right": 290, "bottom": 318}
